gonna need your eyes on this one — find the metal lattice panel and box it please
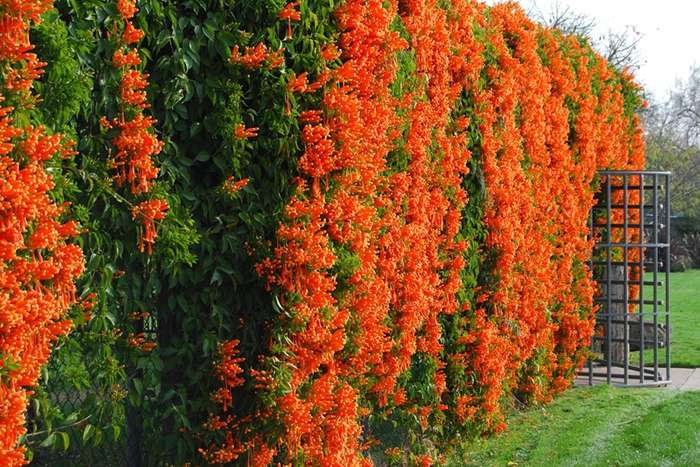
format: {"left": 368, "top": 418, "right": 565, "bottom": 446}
{"left": 580, "top": 170, "right": 671, "bottom": 387}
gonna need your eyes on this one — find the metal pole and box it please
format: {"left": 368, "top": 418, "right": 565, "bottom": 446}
{"left": 588, "top": 195, "right": 595, "bottom": 385}
{"left": 652, "top": 174, "right": 659, "bottom": 381}
{"left": 606, "top": 177, "right": 613, "bottom": 384}
{"left": 639, "top": 174, "right": 645, "bottom": 383}
{"left": 665, "top": 173, "right": 671, "bottom": 381}
{"left": 623, "top": 174, "right": 630, "bottom": 384}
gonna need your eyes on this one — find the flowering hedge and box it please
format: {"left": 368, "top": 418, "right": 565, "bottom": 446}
{"left": 0, "top": 1, "right": 84, "bottom": 462}
{"left": 1, "top": 0, "right": 644, "bottom": 465}
{"left": 200, "top": 0, "right": 644, "bottom": 464}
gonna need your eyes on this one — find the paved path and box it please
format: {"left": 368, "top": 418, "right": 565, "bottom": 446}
{"left": 575, "top": 367, "right": 700, "bottom": 390}
{"left": 668, "top": 367, "right": 700, "bottom": 390}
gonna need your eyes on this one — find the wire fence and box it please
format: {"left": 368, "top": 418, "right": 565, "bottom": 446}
{"left": 27, "top": 341, "right": 149, "bottom": 465}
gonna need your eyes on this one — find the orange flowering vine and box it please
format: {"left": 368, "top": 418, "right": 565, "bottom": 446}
{"left": 108, "top": 0, "right": 168, "bottom": 254}
{"left": 199, "top": 340, "right": 251, "bottom": 464}
{"left": 206, "top": 0, "right": 646, "bottom": 463}
{"left": 0, "top": 1, "right": 84, "bottom": 464}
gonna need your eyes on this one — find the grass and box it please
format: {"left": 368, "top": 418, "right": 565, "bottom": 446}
{"left": 451, "top": 385, "right": 700, "bottom": 467}
{"left": 640, "top": 269, "right": 700, "bottom": 367}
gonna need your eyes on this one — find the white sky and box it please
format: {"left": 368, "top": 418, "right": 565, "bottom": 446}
{"left": 487, "top": 0, "right": 700, "bottom": 101}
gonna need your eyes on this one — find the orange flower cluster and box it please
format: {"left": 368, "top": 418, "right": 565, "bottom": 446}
{"left": 131, "top": 199, "right": 168, "bottom": 255}
{"left": 230, "top": 44, "right": 286, "bottom": 70}
{"left": 222, "top": 176, "right": 248, "bottom": 196}
{"left": 199, "top": 340, "right": 250, "bottom": 464}
{"left": 0, "top": 1, "right": 83, "bottom": 464}
{"left": 108, "top": 0, "right": 168, "bottom": 254}
{"left": 233, "top": 123, "right": 258, "bottom": 140}
{"left": 110, "top": 114, "right": 162, "bottom": 194}
{"left": 278, "top": 2, "right": 301, "bottom": 40}
{"left": 208, "top": 1, "right": 645, "bottom": 463}
{"left": 127, "top": 332, "right": 156, "bottom": 352}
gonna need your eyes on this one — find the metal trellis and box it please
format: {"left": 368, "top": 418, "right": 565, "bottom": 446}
{"left": 580, "top": 170, "right": 671, "bottom": 387}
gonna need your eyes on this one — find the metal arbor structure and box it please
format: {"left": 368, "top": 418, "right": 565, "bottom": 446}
{"left": 580, "top": 170, "right": 671, "bottom": 386}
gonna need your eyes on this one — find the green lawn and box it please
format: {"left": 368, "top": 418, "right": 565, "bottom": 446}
{"left": 451, "top": 385, "right": 700, "bottom": 467}
{"left": 643, "top": 269, "right": 700, "bottom": 367}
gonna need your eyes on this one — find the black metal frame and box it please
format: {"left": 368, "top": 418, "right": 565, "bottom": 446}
{"left": 580, "top": 170, "right": 671, "bottom": 387}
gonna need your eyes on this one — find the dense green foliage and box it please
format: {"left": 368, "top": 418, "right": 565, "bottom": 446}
{"left": 26, "top": 0, "right": 342, "bottom": 462}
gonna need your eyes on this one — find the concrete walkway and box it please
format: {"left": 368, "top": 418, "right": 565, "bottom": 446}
{"left": 575, "top": 366, "right": 700, "bottom": 390}
{"left": 668, "top": 367, "right": 700, "bottom": 390}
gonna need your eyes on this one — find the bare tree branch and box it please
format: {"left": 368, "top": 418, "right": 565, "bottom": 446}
{"left": 527, "top": 1, "right": 643, "bottom": 72}
{"left": 528, "top": 1, "right": 597, "bottom": 37}
{"left": 602, "top": 26, "right": 644, "bottom": 71}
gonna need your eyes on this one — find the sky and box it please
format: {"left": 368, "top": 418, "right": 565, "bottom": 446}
{"left": 487, "top": 0, "right": 700, "bottom": 101}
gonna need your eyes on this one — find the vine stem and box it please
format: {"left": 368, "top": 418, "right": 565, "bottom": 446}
{"left": 24, "top": 414, "right": 93, "bottom": 440}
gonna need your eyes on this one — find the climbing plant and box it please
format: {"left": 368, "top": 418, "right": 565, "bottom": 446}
{"left": 0, "top": 0, "right": 645, "bottom": 465}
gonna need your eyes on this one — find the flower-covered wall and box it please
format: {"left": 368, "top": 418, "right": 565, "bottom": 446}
{"left": 0, "top": 0, "right": 644, "bottom": 465}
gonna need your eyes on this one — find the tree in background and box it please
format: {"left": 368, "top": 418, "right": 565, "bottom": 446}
{"left": 644, "top": 67, "right": 700, "bottom": 220}
{"left": 644, "top": 66, "right": 700, "bottom": 269}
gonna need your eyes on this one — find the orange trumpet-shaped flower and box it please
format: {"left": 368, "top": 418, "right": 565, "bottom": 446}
{"left": 233, "top": 123, "right": 258, "bottom": 139}
{"left": 278, "top": 2, "right": 301, "bottom": 40}
{"left": 278, "top": 2, "right": 301, "bottom": 21}
{"left": 131, "top": 198, "right": 169, "bottom": 255}
{"left": 223, "top": 176, "right": 249, "bottom": 195}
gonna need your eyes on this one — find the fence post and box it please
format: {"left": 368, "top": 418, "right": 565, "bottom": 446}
{"left": 126, "top": 392, "right": 143, "bottom": 467}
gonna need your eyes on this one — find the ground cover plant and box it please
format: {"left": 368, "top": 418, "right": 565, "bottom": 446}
{"left": 453, "top": 385, "right": 700, "bottom": 467}
{"left": 0, "top": 0, "right": 646, "bottom": 465}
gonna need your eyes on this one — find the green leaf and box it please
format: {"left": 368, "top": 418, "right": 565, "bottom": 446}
{"left": 133, "top": 377, "right": 143, "bottom": 398}
{"left": 109, "top": 424, "right": 122, "bottom": 442}
{"left": 83, "top": 424, "right": 94, "bottom": 444}
{"left": 39, "top": 433, "right": 56, "bottom": 449}
{"left": 57, "top": 431, "right": 70, "bottom": 451}
{"left": 64, "top": 412, "right": 79, "bottom": 424}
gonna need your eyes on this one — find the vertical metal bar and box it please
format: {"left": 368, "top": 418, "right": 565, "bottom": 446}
{"left": 639, "top": 175, "right": 645, "bottom": 383}
{"left": 126, "top": 391, "right": 143, "bottom": 467}
{"left": 623, "top": 174, "right": 630, "bottom": 385}
{"left": 588, "top": 195, "right": 594, "bottom": 386}
{"left": 653, "top": 174, "right": 659, "bottom": 381}
{"left": 126, "top": 314, "right": 144, "bottom": 467}
{"left": 606, "top": 176, "right": 613, "bottom": 384}
{"left": 665, "top": 173, "right": 671, "bottom": 381}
